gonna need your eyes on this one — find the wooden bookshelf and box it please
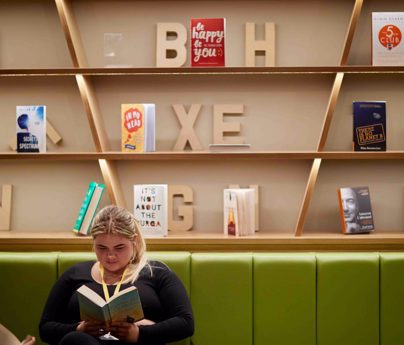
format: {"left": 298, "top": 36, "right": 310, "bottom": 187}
{"left": 1, "top": 0, "right": 404, "bottom": 251}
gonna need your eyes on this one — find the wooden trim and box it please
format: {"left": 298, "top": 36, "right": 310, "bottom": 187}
{"left": 2, "top": 151, "right": 404, "bottom": 161}
{"left": 317, "top": 72, "right": 345, "bottom": 151}
{"left": 340, "top": 0, "right": 364, "bottom": 65}
{"left": 98, "top": 159, "right": 127, "bottom": 208}
{"left": 75, "top": 75, "right": 109, "bottom": 152}
{"left": 3, "top": 66, "right": 404, "bottom": 76}
{"left": 1, "top": 231, "right": 404, "bottom": 252}
{"left": 295, "top": 158, "right": 322, "bottom": 237}
{"left": 54, "top": 0, "right": 87, "bottom": 67}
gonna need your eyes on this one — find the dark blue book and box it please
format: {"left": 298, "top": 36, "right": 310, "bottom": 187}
{"left": 353, "top": 101, "right": 386, "bottom": 151}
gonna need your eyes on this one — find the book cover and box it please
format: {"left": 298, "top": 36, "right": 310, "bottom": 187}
{"left": 134, "top": 184, "right": 168, "bottom": 237}
{"left": 121, "top": 104, "right": 155, "bottom": 152}
{"left": 16, "top": 105, "right": 46, "bottom": 153}
{"left": 353, "top": 101, "right": 386, "bottom": 151}
{"left": 372, "top": 12, "right": 404, "bottom": 66}
{"left": 337, "top": 186, "right": 375, "bottom": 234}
{"left": 76, "top": 285, "right": 144, "bottom": 324}
{"left": 73, "top": 182, "right": 98, "bottom": 233}
{"left": 224, "top": 189, "right": 255, "bottom": 236}
{"left": 191, "top": 18, "right": 226, "bottom": 67}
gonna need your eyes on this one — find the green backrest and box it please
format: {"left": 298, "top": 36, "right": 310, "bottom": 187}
{"left": 380, "top": 253, "right": 404, "bottom": 345}
{"left": 0, "top": 252, "right": 58, "bottom": 345}
{"left": 3, "top": 251, "right": 404, "bottom": 345}
{"left": 191, "top": 253, "right": 253, "bottom": 345}
{"left": 316, "top": 253, "right": 379, "bottom": 345}
{"left": 254, "top": 253, "right": 316, "bottom": 345}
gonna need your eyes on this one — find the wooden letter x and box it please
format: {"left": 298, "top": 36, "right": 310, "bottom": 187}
{"left": 172, "top": 104, "right": 203, "bottom": 151}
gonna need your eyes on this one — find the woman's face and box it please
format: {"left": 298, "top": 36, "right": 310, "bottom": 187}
{"left": 94, "top": 233, "right": 135, "bottom": 273}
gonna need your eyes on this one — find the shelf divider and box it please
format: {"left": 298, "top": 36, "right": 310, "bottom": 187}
{"left": 55, "top": 0, "right": 126, "bottom": 209}
{"left": 295, "top": 0, "right": 364, "bottom": 237}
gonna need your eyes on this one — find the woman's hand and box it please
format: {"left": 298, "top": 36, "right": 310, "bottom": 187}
{"left": 135, "top": 319, "right": 155, "bottom": 326}
{"left": 109, "top": 321, "right": 140, "bottom": 342}
{"left": 21, "top": 335, "right": 35, "bottom": 345}
{"left": 76, "top": 320, "right": 107, "bottom": 337}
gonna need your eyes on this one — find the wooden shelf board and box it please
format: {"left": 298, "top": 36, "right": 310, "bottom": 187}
{"left": 2, "top": 66, "right": 404, "bottom": 77}
{"left": 1, "top": 231, "right": 404, "bottom": 252}
{"left": 1, "top": 151, "right": 404, "bottom": 161}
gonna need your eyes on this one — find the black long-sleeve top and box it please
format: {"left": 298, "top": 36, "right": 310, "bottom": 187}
{"left": 39, "top": 260, "right": 194, "bottom": 345}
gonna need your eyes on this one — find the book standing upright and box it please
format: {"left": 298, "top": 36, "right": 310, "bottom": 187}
{"left": 372, "top": 12, "right": 404, "bottom": 65}
{"left": 224, "top": 188, "right": 255, "bottom": 236}
{"left": 353, "top": 101, "right": 386, "bottom": 151}
{"left": 16, "top": 105, "right": 46, "bottom": 153}
{"left": 121, "top": 104, "right": 155, "bottom": 152}
{"left": 191, "top": 18, "right": 226, "bottom": 67}
{"left": 134, "top": 184, "right": 168, "bottom": 237}
{"left": 337, "top": 186, "right": 375, "bottom": 235}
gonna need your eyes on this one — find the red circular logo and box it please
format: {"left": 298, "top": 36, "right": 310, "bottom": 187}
{"left": 379, "top": 25, "right": 402, "bottom": 50}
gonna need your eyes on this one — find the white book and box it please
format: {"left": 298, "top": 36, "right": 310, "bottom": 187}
{"left": 134, "top": 184, "right": 168, "bottom": 237}
{"left": 121, "top": 104, "right": 155, "bottom": 152}
{"left": 224, "top": 188, "right": 255, "bottom": 236}
{"left": 372, "top": 12, "right": 404, "bottom": 66}
{"left": 16, "top": 105, "right": 46, "bottom": 153}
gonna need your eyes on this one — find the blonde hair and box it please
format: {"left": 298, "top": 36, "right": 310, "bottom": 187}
{"left": 90, "top": 205, "right": 148, "bottom": 282}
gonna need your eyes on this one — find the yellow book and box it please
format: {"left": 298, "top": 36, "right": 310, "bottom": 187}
{"left": 121, "top": 104, "right": 155, "bottom": 152}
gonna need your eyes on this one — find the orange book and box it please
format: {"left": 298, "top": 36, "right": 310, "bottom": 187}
{"left": 121, "top": 104, "right": 155, "bottom": 152}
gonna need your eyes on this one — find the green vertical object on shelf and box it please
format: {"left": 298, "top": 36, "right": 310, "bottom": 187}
{"left": 73, "top": 181, "right": 97, "bottom": 233}
{"left": 73, "top": 182, "right": 105, "bottom": 235}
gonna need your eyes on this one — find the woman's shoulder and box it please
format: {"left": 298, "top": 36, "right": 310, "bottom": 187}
{"left": 147, "top": 260, "right": 172, "bottom": 272}
{"left": 60, "top": 260, "right": 96, "bottom": 277}
{"left": 138, "top": 259, "right": 172, "bottom": 278}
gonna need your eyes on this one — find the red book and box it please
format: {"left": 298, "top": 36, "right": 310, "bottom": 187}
{"left": 191, "top": 18, "right": 226, "bottom": 67}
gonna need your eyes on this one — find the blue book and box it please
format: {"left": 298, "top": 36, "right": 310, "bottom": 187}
{"left": 353, "top": 101, "right": 386, "bottom": 151}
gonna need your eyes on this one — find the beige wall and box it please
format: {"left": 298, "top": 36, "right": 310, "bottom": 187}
{"left": 1, "top": 0, "right": 404, "bottom": 234}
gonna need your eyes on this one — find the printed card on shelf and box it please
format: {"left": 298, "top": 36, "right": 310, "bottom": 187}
{"left": 372, "top": 12, "right": 404, "bottom": 66}
{"left": 134, "top": 184, "right": 168, "bottom": 237}
{"left": 121, "top": 104, "right": 155, "bottom": 152}
{"left": 191, "top": 18, "right": 226, "bottom": 67}
{"left": 16, "top": 105, "right": 46, "bottom": 153}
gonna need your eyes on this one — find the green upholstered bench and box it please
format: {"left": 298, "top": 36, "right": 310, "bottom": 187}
{"left": 1, "top": 252, "right": 404, "bottom": 345}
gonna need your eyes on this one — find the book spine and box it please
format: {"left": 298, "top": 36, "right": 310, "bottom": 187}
{"left": 79, "top": 184, "right": 105, "bottom": 236}
{"left": 337, "top": 189, "right": 347, "bottom": 234}
{"left": 73, "top": 182, "right": 97, "bottom": 233}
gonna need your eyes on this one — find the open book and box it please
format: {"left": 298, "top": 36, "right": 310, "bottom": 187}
{"left": 76, "top": 285, "right": 144, "bottom": 324}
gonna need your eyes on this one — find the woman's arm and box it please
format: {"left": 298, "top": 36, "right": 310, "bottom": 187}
{"left": 137, "top": 265, "right": 194, "bottom": 344}
{"left": 39, "top": 266, "right": 80, "bottom": 344}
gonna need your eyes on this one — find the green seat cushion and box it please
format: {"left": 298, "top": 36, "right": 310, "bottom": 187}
{"left": 254, "top": 253, "right": 316, "bottom": 345}
{"left": 0, "top": 252, "right": 58, "bottom": 345}
{"left": 380, "top": 253, "right": 404, "bottom": 345}
{"left": 191, "top": 253, "right": 253, "bottom": 345}
{"left": 317, "top": 253, "right": 379, "bottom": 345}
